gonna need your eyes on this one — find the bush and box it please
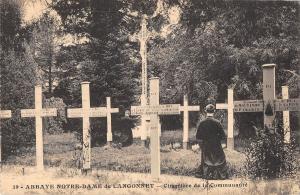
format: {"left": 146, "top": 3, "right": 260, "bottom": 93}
{"left": 244, "top": 125, "right": 298, "bottom": 179}
{"left": 1, "top": 49, "right": 36, "bottom": 159}
{"left": 44, "top": 97, "right": 67, "bottom": 134}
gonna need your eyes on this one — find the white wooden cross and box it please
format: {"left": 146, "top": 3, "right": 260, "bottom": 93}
{"left": 179, "top": 95, "right": 200, "bottom": 149}
{"left": 67, "top": 82, "right": 119, "bottom": 170}
{"left": 105, "top": 97, "right": 119, "bottom": 144}
{"left": 281, "top": 86, "right": 290, "bottom": 143}
{"left": 131, "top": 77, "right": 180, "bottom": 180}
{"left": 21, "top": 85, "right": 57, "bottom": 171}
{"left": 275, "top": 86, "right": 299, "bottom": 143}
{"left": 0, "top": 109, "right": 12, "bottom": 163}
{"left": 217, "top": 64, "right": 300, "bottom": 149}
{"left": 216, "top": 89, "right": 234, "bottom": 150}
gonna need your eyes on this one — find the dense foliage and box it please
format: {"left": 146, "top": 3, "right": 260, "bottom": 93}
{"left": 0, "top": 0, "right": 299, "bottom": 156}
{"left": 149, "top": 0, "right": 300, "bottom": 137}
{"left": 0, "top": 0, "right": 36, "bottom": 158}
{"left": 244, "top": 125, "right": 298, "bottom": 179}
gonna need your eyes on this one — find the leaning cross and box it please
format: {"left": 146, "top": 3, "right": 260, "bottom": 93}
{"left": 131, "top": 77, "right": 180, "bottom": 180}
{"left": 21, "top": 85, "right": 57, "bottom": 171}
{"left": 179, "top": 95, "right": 200, "bottom": 149}
{"left": 0, "top": 109, "right": 12, "bottom": 164}
{"left": 67, "top": 82, "right": 119, "bottom": 171}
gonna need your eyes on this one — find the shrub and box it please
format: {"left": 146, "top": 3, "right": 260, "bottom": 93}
{"left": 44, "top": 97, "right": 67, "bottom": 134}
{"left": 1, "top": 50, "right": 36, "bottom": 159}
{"left": 244, "top": 125, "right": 298, "bottom": 179}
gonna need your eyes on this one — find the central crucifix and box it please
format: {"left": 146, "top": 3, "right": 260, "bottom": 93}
{"left": 131, "top": 15, "right": 160, "bottom": 145}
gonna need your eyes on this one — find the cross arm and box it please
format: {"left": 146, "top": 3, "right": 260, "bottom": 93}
{"left": 275, "top": 98, "right": 300, "bottom": 111}
{"left": 67, "top": 108, "right": 83, "bottom": 118}
{"left": 179, "top": 105, "right": 200, "bottom": 112}
{"left": 216, "top": 103, "right": 228, "bottom": 110}
{"left": 109, "top": 108, "right": 119, "bottom": 113}
{"left": 21, "top": 108, "right": 57, "bottom": 117}
{"left": 233, "top": 100, "right": 264, "bottom": 112}
{"left": 0, "top": 110, "right": 12, "bottom": 118}
{"left": 88, "top": 107, "right": 119, "bottom": 117}
{"left": 21, "top": 109, "right": 36, "bottom": 117}
{"left": 41, "top": 108, "right": 57, "bottom": 117}
{"left": 89, "top": 107, "right": 107, "bottom": 117}
{"left": 131, "top": 104, "right": 180, "bottom": 116}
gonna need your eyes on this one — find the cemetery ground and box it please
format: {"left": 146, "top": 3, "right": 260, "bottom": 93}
{"left": 1, "top": 129, "right": 300, "bottom": 195}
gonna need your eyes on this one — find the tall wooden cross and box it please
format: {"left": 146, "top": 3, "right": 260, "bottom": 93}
{"left": 67, "top": 82, "right": 119, "bottom": 170}
{"left": 105, "top": 97, "right": 119, "bottom": 144}
{"left": 216, "top": 89, "right": 234, "bottom": 150}
{"left": 179, "top": 95, "right": 200, "bottom": 149}
{"left": 21, "top": 85, "right": 57, "bottom": 170}
{"left": 0, "top": 109, "right": 12, "bottom": 164}
{"left": 131, "top": 77, "right": 180, "bottom": 180}
{"left": 217, "top": 64, "right": 300, "bottom": 149}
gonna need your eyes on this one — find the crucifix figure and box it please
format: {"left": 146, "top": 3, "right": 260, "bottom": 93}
{"left": 216, "top": 64, "right": 300, "bottom": 150}
{"left": 21, "top": 85, "right": 57, "bottom": 171}
{"left": 131, "top": 15, "right": 160, "bottom": 146}
{"left": 131, "top": 77, "right": 180, "bottom": 180}
{"left": 67, "top": 82, "right": 119, "bottom": 171}
{"left": 180, "top": 95, "right": 200, "bottom": 149}
{"left": 0, "top": 109, "right": 12, "bottom": 164}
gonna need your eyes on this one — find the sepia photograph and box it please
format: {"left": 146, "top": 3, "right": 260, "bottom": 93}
{"left": 0, "top": 0, "right": 299, "bottom": 194}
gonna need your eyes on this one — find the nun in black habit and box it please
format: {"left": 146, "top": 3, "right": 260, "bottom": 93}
{"left": 195, "top": 104, "right": 229, "bottom": 180}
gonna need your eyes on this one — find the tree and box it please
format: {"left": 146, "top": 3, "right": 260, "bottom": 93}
{"left": 51, "top": 0, "right": 141, "bottom": 144}
{"left": 27, "top": 11, "right": 60, "bottom": 95}
{"left": 149, "top": 0, "right": 299, "bottom": 137}
{"left": 0, "top": 0, "right": 37, "bottom": 158}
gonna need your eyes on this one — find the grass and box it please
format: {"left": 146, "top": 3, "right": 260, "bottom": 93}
{"left": 4, "top": 130, "right": 300, "bottom": 179}
{"left": 5, "top": 130, "right": 246, "bottom": 178}
{"left": 1, "top": 130, "right": 300, "bottom": 195}
{"left": 1, "top": 165, "right": 300, "bottom": 195}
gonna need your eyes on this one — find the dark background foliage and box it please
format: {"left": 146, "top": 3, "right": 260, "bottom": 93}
{"left": 0, "top": 0, "right": 299, "bottom": 158}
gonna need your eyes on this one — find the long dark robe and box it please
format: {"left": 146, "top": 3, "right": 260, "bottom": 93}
{"left": 196, "top": 116, "right": 228, "bottom": 179}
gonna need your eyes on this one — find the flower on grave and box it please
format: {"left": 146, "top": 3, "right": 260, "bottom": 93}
{"left": 192, "top": 144, "right": 200, "bottom": 152}
{"left": 172, "top": 142, "right": 181, "bottom": 149}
